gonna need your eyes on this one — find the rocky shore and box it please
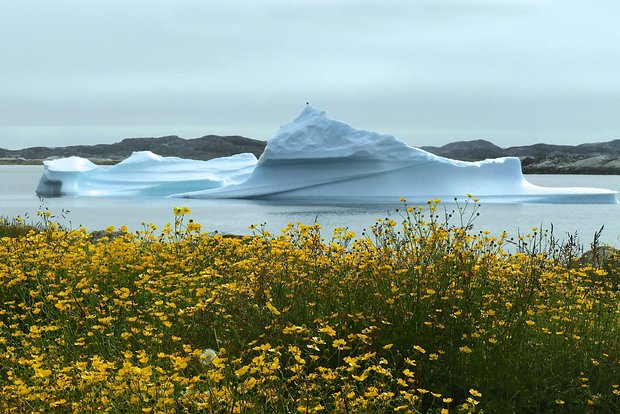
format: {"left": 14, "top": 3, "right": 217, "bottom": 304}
{"left": 3, "top": 136, "right": 620, "bottom": 174}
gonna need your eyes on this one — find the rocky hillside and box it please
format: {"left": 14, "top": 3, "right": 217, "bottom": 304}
{"left": 0, "top": 135, "right": 266, "bottom": 164}
{"left": 421, "top": 139, "right": 620, "bottom": 174}
{"left": 3, "top": 135, "right": 620, "bottom": 174}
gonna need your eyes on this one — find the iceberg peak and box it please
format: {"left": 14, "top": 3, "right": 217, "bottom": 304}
{"left": 262, "top": 106, "right": 436, "bottom": 163}
{"left": 293, "top": 104, "right": 327, "bottom": 122}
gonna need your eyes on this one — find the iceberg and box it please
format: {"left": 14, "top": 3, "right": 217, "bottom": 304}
{"left": 178, "top": 106, "right": 618, "bottom": 204}
{"left": 36, "top": 151, "right": 257, "bottom": 197}
{"left": 35, "top": 106, "right": 617, "bottom": 204}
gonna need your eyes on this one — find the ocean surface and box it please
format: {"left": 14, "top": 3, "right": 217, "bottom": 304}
{"left": 1, "top": 165, "right": 619, "bottom": 247}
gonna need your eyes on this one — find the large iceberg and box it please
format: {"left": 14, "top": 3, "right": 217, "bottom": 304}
{"left": 36, "top": 106, "right": 617, "bottom": 203}
{"left": 36, "top": 151, "right": 257, "bottom": 197}
{"left": 178, "top": 106, "right": 618, "bottom": 204}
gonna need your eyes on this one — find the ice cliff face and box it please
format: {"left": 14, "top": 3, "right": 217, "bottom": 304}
{"left": 36, "top": 106, "right": 618, "bottom": 203}
{"left": 181, "top": 106, "right": 617, "bottom": 204}
{"left": 36, "top": 151, "right": 257, "bottom": 197}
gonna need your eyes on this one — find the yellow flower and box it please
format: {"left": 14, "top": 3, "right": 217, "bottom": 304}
{"left": 34, "top": 368, "right": 52, "bottom": 379}
{"left": 266, "top": 301, "right": 281, "bottom": 316}
{"left": 319, "top": 325, "right": 337, "bottom": 337}
{"left": 173, "top": 206, "right": 192, "bottom": 216}
{"left": 283, "top": 325, "right": 305, "bottom": 335}
{"left": 365, "top": 387, "right": 379, "bottom": 398}
{"left": 352, "top": 372, "right": 368, "bottom": 381}
{"left": 467, "top": 397, "right": 479, "bottom": 406}
{"left": 332, "top": 339, "right": 347, "bottom": 349}
{"left": 459, "top": 346, "right": 472, "bottom": 354}
{"left": 235, "top": 365, "right": 249, "bottom": 377}
{"left": 469, "top": 389, "right": 482, "bottom": 398}
{"left": 50, "top": 399, "right": 67, "bottom": 408}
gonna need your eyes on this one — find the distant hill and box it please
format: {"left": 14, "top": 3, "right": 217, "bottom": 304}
{"left": 3, "top": 135, "right": 620, "bottom": 174}
{"left": 0, "top": 135, "right": 267, "bottom": 164}
{"left": 420, "top": 139, "right": 506, "bottom": 161}
{"left": 420, "top": 139, "right": 620, "bottom": 174}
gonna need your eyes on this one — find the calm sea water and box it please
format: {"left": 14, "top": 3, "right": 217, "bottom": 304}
{"left": 1, "top": 165, "right": 619, "bottom": 246}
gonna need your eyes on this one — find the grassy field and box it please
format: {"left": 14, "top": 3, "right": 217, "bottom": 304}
{"left": 0, "top": 200, "right": 619, "bottom": 413}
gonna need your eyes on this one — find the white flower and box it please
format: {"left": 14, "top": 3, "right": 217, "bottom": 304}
{"left": 200, "top": 348, "right": 218, "bottom": 366}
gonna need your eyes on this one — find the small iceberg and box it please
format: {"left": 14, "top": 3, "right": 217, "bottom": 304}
{"left": 36, "top": 151, "right": 258, "bottom": 197}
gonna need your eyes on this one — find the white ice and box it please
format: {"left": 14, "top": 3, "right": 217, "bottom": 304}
{"left": 36, "top": 106, "right": 618, "bottom": 204}
{"left": 36, "top": 151, "right": 257, "bottom": 197}
{"left": 178, "top": 106, "right": 618, "bottom": 204}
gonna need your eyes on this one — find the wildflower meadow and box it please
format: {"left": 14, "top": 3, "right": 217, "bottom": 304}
{"left": 0, "top": 199, "right": 618, "bottom": 413}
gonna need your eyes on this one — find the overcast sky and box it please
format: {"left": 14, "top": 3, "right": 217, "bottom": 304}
{"left": 1, "top": 0, "right": 620, "bottom": 150}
